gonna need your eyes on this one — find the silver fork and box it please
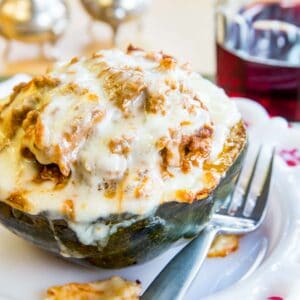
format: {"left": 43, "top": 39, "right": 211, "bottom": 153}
{"left": 141, "top": 147, "right": 275, "bottom": 300}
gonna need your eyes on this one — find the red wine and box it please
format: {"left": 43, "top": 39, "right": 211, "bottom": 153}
{"left": 216, "top": 1, "right": 300, "bottom": 121}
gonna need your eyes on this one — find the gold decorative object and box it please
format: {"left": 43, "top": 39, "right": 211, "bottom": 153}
{"left": 0, "top": 0, "right": 69, "bottom": 59}
{"left": 81, "top": 0, "right": 151, "bottom": 45}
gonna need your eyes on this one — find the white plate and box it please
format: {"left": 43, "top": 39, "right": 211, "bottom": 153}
{"left": 0, "top": 76, "right": 300, "bottom": 300}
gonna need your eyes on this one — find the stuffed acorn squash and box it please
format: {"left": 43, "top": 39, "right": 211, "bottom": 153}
{"left": 0, "top": 46, "right": 246, "bottom": 268}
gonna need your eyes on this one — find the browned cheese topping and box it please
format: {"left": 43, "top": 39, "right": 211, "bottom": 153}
{"left": 0, "top": 46, "right": 245, "bottom": 222}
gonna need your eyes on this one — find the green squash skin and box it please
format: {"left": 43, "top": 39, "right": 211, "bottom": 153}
{"left": 0, "top": 146, "right": 246, "bottom": 269}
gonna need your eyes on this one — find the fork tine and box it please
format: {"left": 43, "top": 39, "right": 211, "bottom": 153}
{"left": 234, "top": 146, "right": 262, "bottom": 216}
{"left": 218, "top": 162, "right": 245, "bottom": 214}
{"left": 251, "top": 148, "right": 275, "bottom": 221}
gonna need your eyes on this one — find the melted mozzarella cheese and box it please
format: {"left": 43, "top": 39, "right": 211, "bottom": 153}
{"left": 0, "top": 48, "right": 241, "bottom": 227}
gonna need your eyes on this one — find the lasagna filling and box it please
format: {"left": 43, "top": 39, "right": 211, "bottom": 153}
{"left": 0, "top": 47, "right": 245, "bottom": 225}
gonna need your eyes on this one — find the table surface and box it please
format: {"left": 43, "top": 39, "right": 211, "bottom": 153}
{"left": 0, "top": 0, "right": 215, "bottom": 76}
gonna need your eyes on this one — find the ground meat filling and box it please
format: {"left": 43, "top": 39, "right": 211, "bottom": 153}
{"left": 36, "top": 163, "right": 70, "bottom": 187}
{"left": 21, "top": 146, "right": 70, "bottom": 188}
{"left": 180, "top": 124, "right": 214, "bottom": 173}
{"left": 158, "top": 124, "right": 214, "bottom": 177}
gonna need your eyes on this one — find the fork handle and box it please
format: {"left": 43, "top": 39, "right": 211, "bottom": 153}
{"left": 141, "top": 227, "right": 218, "bottom": 300}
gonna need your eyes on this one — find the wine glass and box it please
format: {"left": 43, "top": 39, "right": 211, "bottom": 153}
{"left": 81, "top": 0, "right": 151, "bottom": 46}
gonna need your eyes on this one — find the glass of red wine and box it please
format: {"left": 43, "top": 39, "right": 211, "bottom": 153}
{"left": 216, "top": 0, "right": 300, "bottom": 121}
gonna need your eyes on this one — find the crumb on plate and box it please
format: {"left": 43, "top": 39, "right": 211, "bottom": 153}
{"left": 44, "top": 276, "right": 141, "bottom": 300}
{"left": 208, "top": 234, "right": 240, "bottom": 258}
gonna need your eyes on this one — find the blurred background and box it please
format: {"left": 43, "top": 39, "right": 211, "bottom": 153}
{"left": 0, "top": 0, "right": 215, "bottom": 75}
{"left": 0, "top": 0, "right": 299, "bottom": 121}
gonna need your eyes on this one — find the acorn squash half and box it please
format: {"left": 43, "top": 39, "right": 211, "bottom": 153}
{"left": 0, "top": 48, "right": 247, "bottom": 268}
{"left": 0, "top": 122, "right": 246, "bottom": 268}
